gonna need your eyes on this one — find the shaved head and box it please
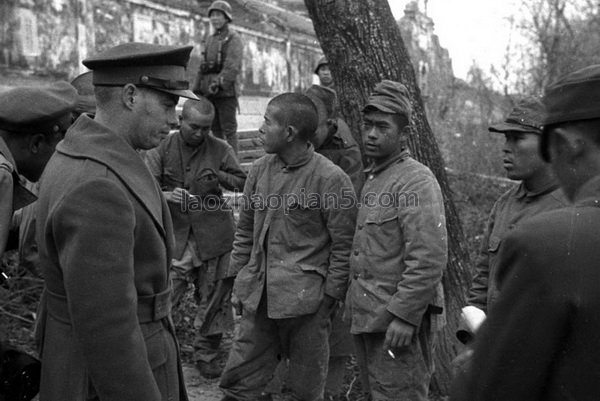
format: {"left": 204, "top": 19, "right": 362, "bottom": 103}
{"left": 182, "top": 97, "right": 214, "bottom": 119}
{"left": 268, "top": 93, "right": 318, "bottom": 141}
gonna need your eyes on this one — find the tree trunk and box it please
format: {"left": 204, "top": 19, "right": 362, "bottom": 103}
{"left": 304, "top": 0, "right": 472, "bottom": 395}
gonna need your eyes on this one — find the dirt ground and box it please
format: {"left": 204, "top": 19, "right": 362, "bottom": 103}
{"left": 182, "top": 364, "right": 222, "bottom": 401}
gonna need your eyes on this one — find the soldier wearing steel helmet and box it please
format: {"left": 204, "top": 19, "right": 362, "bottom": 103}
{"left": 193, "top": 0, "right": 244, "bottom": 154}
{"left": 314, "top": 56, "right": 334, "bottom": 88}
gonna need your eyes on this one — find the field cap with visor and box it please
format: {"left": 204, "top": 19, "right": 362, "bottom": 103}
{"left": 363, "top": 80, "right": 412, "bottom": 119}
{"left": 489, "top": 97, "right": 544, "bottom": 135}
{"left": 82, "top": 42, "right": 199, "bottom": 100}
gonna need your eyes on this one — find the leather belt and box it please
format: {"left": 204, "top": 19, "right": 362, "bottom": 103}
{"left": 44, "top": 287, "right": 172, "bottom": 324}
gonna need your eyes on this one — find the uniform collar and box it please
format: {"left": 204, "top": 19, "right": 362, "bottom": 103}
{"left": 514, "top": 178, "right": 560, "bottom": 200}
{"left": 275, "top": 143, "right": 314, "bottom": 171}
{"left": 364, "top": 148, "right": 410, "bottom": 175}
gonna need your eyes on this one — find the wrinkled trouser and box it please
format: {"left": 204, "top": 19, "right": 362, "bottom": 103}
{"left": 266, "top": 304, "right": 355, "bottom": 396}
{"left": 171, "top": 244, "right": 233, "bottom": 363}
{"left": 353, "top": 316, "right": 434, "bottom": 401}
{"left": 220, "top": 294, "right": 334, "bottom": 401}
{"left": 210, "top": 96, "right": 239, "bottom": 154}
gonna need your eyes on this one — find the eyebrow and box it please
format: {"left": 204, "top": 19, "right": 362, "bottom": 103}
{"left": 363, "top": 118, "right": 390, "bottom": 126}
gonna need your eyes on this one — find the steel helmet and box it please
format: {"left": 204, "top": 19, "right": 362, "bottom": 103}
{"left": 314, "top": 56, "right": 328, "bottom": 74}
{"left": 208, "top": 0, "right": 233, "bottom": 22}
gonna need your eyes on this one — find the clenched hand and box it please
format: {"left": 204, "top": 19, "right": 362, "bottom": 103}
{"left": 383, "top": 317, "right": 415, "bottom": 351}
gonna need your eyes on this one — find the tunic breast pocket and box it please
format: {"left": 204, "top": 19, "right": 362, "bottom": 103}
{"left": 284, "top": 202, "right": 322, "bottom": 237}
{"left": 364, "top": 207, "right": 399, "bottom": 254}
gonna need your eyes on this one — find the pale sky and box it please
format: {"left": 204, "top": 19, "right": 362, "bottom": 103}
{"left": 389, "top": 0, "right": 518, "bottom": 81}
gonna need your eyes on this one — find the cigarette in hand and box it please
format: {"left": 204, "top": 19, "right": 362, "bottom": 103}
{"left": 387, "top": 349, "right": 396, "bottom": 359}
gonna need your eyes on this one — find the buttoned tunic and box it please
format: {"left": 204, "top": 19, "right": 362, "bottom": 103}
{"left": 347, "top": 150, "right": 447, "bottom": 333}
{"left": 468, "top": 181, "right": 567, "bottom": 313}
{"left": 453, "top": 176, "right": 600, "bottom": 401}
{"left": 231, "top": 145, "right": 356, "bottom": 318}
{"left": 145, "top": 131, "right": 245, "bottom": 262}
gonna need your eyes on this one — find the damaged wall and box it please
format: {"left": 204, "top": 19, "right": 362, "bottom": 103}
{"left": 0, "top": 0, "right": 321, "bottom": 95}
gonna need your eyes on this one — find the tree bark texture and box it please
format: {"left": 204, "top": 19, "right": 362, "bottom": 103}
{"left": 304, "top": 0, "right": 472, "bottom": 394}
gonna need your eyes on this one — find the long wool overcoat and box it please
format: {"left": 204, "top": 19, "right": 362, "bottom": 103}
{"left": 35, "top": 115, "right": 187, "bottom": 401}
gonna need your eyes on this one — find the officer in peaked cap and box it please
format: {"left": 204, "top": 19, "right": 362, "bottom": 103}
{"left": 452, "top": 65, "right": 600, "bottom": 400}
{"left": 83, "top": 42, "right": 199, "bottom": 101}
{"left": 0, "top": 81, "right": 77, "bottom": 260}
{"left": 35, "top": 43, "right": 195, "bottom": 401}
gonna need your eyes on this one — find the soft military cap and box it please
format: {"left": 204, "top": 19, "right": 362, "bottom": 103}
{"left": 489, "top": 97, "right": 544, "bottom": 135}
{"left": 70, "top": 71, "right": 96, "bottom": 115}
{"left": 0, "top": 81, "right": 77, "bottom": 134}
{"left": 83, "top": 42, "right": 199, "bottom": 100}
{"left": 314, "top": 56, "right": 328, "bottom": 75}
{"left": 363, "top": 80, "right": 412, "bottom": 119}
{"left": 305, "top": 85, "right": 337, "bottom": 119}
{"left": 543, "top": 64, "right": 600, "bottom": 126}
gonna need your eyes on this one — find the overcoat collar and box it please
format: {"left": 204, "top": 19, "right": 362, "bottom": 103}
{"left": 57, "top": 115, "right": 165, "bottom": 236}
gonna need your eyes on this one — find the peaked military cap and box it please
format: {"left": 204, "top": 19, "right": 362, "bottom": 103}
{"left": 363, "top": 80, "right": 412, "bottom": 119}
{"left": 0, "top": 81, "right": 77, "bottom": 134}
{"left": 489, "top": 97, "right": 544, "bottom": 135}
{"left": 305, "top": 85, "right": 337, "bottom": 119}
{"left": 542, "top": 64, "right": 600, "bottom": 126}
{"left": 83, "top": 42, "right": 199, "bottom": 100}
